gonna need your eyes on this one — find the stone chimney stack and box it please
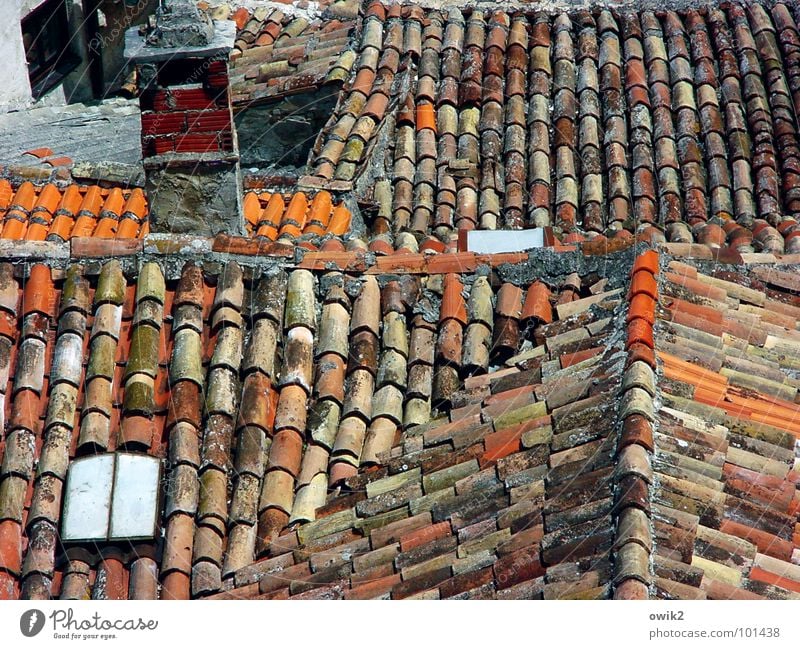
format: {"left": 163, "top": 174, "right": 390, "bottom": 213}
{"left": 125, "top": 0, "right": 244, "bottom": 236}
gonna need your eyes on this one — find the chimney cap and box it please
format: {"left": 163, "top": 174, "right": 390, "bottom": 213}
{"left": 145, "top": 0, "right": 215, "bottom": 49}
{"left": 124, "top": 0, "right": 235, "bottom": 63}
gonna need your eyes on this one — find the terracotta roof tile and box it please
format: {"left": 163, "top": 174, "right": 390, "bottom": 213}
{"left": 9, "top": 2, "right": 800, "bottom": 598}
{"left": 626, "top": 246, "right": 800, "bottom": 600}
{"left": 220, "top": 4, "right": 356, "bottom": 106}
{"left": 291, "top": 2, "right": 800, "bottom": 254}
{"left": 27, "top": 253, "right": 636, "bottom": 599}
{"left": 0, "top": 181, "right": 148, "bottom": 242}
{"left": 247, "top": 190, "right": 352, "bottom": 244}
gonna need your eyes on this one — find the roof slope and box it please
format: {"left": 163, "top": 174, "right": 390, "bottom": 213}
{"left": 3, "top": 0, "right": 800, "bottom": 602}
{"left": 0, "top": 181, "right": 148, "bottom": 241}
{"left": 0, "top": 247, "right": 798, "bottom": 600}
{"left": 208, "top": 4, "right": 357, "bottom": 106}
{"left": 0, "top": 251, "right": 637, "bottom": 600}
{"left": 298, "top": 2, "right": 800, "bottom": 256}
{"left": 0, "top": 181, "right": 355, "bottom": 251}
{"left": 0, "top": 99, "right": 141, "bottom": 170}
{"left": 652, "top": 257, "right": 800, "bottom": 599}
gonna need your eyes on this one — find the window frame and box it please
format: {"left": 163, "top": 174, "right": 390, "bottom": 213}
{"left": 21, "top": 0, "right": 81, "bottom": 98}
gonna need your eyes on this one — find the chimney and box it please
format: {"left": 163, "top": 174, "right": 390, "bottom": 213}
{"left": 125, "top": 0, "right": 244, "bottom": 236}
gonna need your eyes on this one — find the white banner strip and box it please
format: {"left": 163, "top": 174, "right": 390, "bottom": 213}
{"left": 0, "top": 600, "right": 798, "bottom": 648}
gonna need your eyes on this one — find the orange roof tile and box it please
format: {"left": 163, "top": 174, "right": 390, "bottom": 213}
{"left": 629, "top": 269, "right": 658, "bottom": 299}
{"left": 1, "top": 219, "right": 26, "bottom": 240}
{"left": 627, "top": 293, "right": 656, "bottom": 324}
{"left": 664, "top": 297, "right": 724, "bottom": 325}
{"left": 256, "top": 194, "right": 284, "bottom": 240}
{"left": 9, "top": 182, "right": 36, "bottom": 211}
{"left": 632, "top": 249, "right": 659, "bottom": 275}
{"left": 626, "top": 317, "right": 654, "bottom": 350}
{"left": 101, "top": 187, "right": 125, "bottom": 218}
{"left": 32, "top": 183, "right": 61, "bottom": 215}
{"left": 48, "top": 214, "right": 74, "bottom": 241}
{"left": 0, "top": 182, "right": 149, "bottom": 242}
{"left": 79, "top": 185, "right": 103, "bottom": 217}
{"left": 0, "top": 180, "right": 12, "bottom": 209}
{"left": 748, "top": 567, "right": 800, "bottom": 593}
{"left": 24, "top": 222, "right": 49, "bottom": 241}
{"left": 72, "top": 213, "right": 98, "bottom": 238}
{"left": 440, "top": 273, "right": 467, "bottom": 324}
{"left": 328, "top": 204, "right": 351, "bottom": 236}
{"left": 23, "top": 264, "right": 53, "bottom": 316}
{"left": 93, "top": 217, "right": 118, "bottom": 239}
{"left": 660, "top": 352, "right": 729, "bottom": 388}
{"left": 122, "top": 188, "right": 147, "bottom": 220}
{"left": 57, "top": 185, "right": 83, "bottom": 216}
{"left": 23, "top": 146, "right": 54, "bottom": 158}
{"left": 521, "top": 281, "right": 552, "bottom": 324}
{"left": 304, "top": 191, "right": 333, "bottom": 236}
{"left": 116, "top": 217, "right": 140, "bottom": 239}
{"left": 415, "top": 102, "right": 437, "bottom": 132}
{"left": 243, "top": 191, "right": 262, "bottom": 227}
{"left": 279, "top": 192, "right": 308, "bottom": 239}
{"left": 246, "top": 190, "right": 352, "bottom": 243}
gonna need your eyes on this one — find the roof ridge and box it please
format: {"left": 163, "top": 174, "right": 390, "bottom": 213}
{"left": 611, "top": 248, "right": 658, "bottom": 599}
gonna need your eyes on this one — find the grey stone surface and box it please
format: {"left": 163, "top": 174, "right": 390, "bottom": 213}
{"left": 0, "top": 98, "right": 142, "bottom": 176}
{"left": 125, "top": 20, "right": 236, "bottom": 63}
{"left": 71, "top": 161, "right": 146, "bottom": 187}
{"left": 146, "top": 0, "right": 215, "bottom": 48}
{"left": 145, "top": 160, "right": 245, "bottom": 236}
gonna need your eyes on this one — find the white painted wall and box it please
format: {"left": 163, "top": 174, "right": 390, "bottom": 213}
{"left": 20, "top": 0, "right": 49, "bottom": 15}
{"left": 0, "top": 0, "right": 75, "bottom": 112}
{"left": 0, "top": 0, "right": 34, "bottom": 112}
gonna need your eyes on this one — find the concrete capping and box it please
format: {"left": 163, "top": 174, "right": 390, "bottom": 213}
{"left": 125, "top": 20, "right": 237, "bottom": 64}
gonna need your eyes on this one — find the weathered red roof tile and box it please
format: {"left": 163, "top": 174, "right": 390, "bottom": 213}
{"left": 272, "top": 2, "right": 800, "bottom": 253}
{"left": 521, "top": 281, "right": 552, "bottom": 325}
{"left": 225, "top": 5, "right": 355, "bottom": 105}
{"left": 8, "top": 165, "right": 800, "bottom": 602}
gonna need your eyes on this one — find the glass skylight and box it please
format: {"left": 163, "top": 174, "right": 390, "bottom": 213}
{"left": 61, "top": 453, "right": 161, "bottom": 543}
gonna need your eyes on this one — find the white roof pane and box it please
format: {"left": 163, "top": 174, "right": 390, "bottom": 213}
{"left": 466, "top": 229, "right": 545, "bottom": 254}
{"left": 61, "top": 455, "right": 114, "bottom": 542}
{"left": 109, "top": 453, "right": 160, "bottom": 540}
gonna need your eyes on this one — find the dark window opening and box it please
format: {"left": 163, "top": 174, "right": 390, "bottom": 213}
{"left": 22, "top": 0, "right": 81, "bottom": 98}
{"left": 235, "top": 89, "right": 338, "bottom": 170}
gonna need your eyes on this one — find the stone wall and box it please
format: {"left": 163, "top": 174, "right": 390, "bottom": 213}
{"left": 144, "top": 159, "right": 245, "bottom": 236}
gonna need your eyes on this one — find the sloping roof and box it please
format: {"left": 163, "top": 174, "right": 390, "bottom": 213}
{"left": 652, "top": 257, "right": 800, "bottom": 599}
{"left": 0, "top": 250, "right": 630, "bottom": 600}
{"left": 242, "top": 189, "right": 352, "bottom": 242}
{"left": 0, "top": 243, "right": 798, "bottom": 600}
{"left": 0, "top": 98, "right": 142, "bottom": 171}
{"left": 298, "top": 1, "right": 800, "bottom": 255}
{"left": 2, "top": 0, "right": 800, "bottom": 603}
{"left": 0, "top": 182, "right": 353, "bottom": 248}
{"left": 206, "top": 4, "right": 357, "bottom": 106}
